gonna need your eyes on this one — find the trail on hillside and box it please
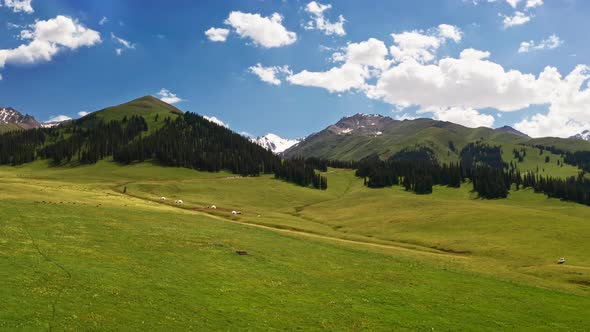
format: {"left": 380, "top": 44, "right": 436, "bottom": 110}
{"left": 118, "top": 187, "right": 469, "bottom": 260}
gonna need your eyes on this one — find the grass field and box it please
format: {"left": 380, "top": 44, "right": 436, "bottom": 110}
{"left": 1, "top": 161, "right": 590, "bottom": 330}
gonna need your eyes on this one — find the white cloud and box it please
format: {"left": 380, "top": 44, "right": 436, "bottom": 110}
{"left": 437, "top": 24, "right": 463, "bottom": 43}
{"left": 204, "top": 115, "right": 228, "bottom": 128}
{"left": 47, "top": 115, "right": 72, "bottom": 122}
{"left": 3, "top": 0, "right": 33, "bottom": 13}
{"left": 502, "top": 11, "right": 531, "bottom": 28}
{"left": 78, "top": 111, "right": 89, "bottom": 117}
{"left": 421, "top": 106, "right": 495, "bottom": 128}
{"left": 515, "top": 65, "right": 590, "bottom": 137}
{"left": 304, "top": 1, "right": 346, "bottom": 36}
{"left": 459, "top": 48, "right": 491, "bottom": 60}
{"left": 287, "top": 37, "right": 392, "bottom": 92}
{"left": 336, "top": 38, "right": 391, "bottom": 71}
{"left": 369, "top": 49, "right": 545, "bottom": 112}
{"left": 390, "top": 25, "right": 462, "bottom": 64}
{"left": 224, "top": 11, "right": 296, "bottom": 48}
{"left": 0, "top": 16, "right": 101, "bottom": 71}
{"left": 205, "top": 27, "right": 230, "bottom": 42}
{"left": 99, "top": 16, "right": 108, "bottom": 25}
{"left": 156, "top": 88, "right": 183, "bottom": 104}
{"left": 288, "top": 62, "right": 369, "bottom": 93}
{"left": 111, "top": 32, "right": 135, "bottom": 56}
{"left": 518, "top": 34, "right": 562, "bottom": 53}
{"left": 506, "top": 0, "right": 522, "bottom": 8}
{"left": 525, "top": 0, "right": 543, "bottom": 8}
{"left": 390, "top": 31, "right": 441, "bottom": 64}
{"left": 249, "top": 63, "right": 291, "bottom": 85}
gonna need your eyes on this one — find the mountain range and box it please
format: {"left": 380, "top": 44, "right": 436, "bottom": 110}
{"left": 283, "top": 113, "right": 590, "bottom": 161}
{"left": 2, "top": 101, "right": 590, "bottom": 158}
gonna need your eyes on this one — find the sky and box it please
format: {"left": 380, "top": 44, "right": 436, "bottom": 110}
{"left": 1, "top": 0, "right": 590, "bottom": 139}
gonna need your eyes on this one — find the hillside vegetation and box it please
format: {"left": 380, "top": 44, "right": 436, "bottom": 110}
{"left": 284, "top": 117, "right": 590, "bottom": 166}
{"left": 1, "top": 161, "right": 590, "bottom": 330}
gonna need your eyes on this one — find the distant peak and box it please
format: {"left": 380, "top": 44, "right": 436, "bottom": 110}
{"left": 494, "top": 125, "right": 529, "bottom": 138}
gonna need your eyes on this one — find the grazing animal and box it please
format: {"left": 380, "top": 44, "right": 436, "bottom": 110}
{"left": 175, "top": 199, "right": 184, "bottom": 204}
{"left": 231, "top": 210, "right": 237, "bottom": 215}
{"left": 236, "top": 250, "right": 248, "bottom": 256}
{"left": 558, "top": 257, "right": 566, "bottom": 264}
{"left": 160, "top": 197, "right": 167, "bottom": 201}
{"left": 210, "top": 205, "right": 217, "bottom": 209}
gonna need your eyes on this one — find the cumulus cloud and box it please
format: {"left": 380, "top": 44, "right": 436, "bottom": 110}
{"left": 389, "top": 24, "right": 462, "bottom": 63}
{"left": 437, "top": 24, "right": 463, "bottom": 43}
{"left": 287, "top": 37, "right": 393, "bottom": 92}
{"left": 111, "top": 32, "right": 135, "bottom": 55}
{"left": 369, "top": 49, "right": 547, "bottom": 112}
{"left": 0, "top": 15, "right": 101, "bottom": 71}
{"left": 224, "top": 11, "right": 296, "bottom": 48}
{"left": 518, "top": 34, "right": 562, "bottom": 53}
{"left": 336, "top": 38, "right": 391, "bottom": 70}
{"left": 204, "top": 115, "right": 228, "bottom": 128}
{"left": 525, "top": 0, "right": 543, "bottom": 8}
{"left": 157, "top": 88, "right": 183, "bottom": 104}
{"left": 304, "top": 1, "right": 346, "bottom": 36}
{"left": 514, "top": 65, "right": 590, "bottom": 137}
{"left": 288, "top": 62, "right": 370, "bottom": 93}
{"left": 3, "top": 0, "right": 33, "bottom": 13}
{"left": 506, "top": 0, "right": 522, "bottom": 8}
{"left": 205, "top": 27, "right": 230, "bottom": 42}
{"left": 249, "top": 63, "right": 291, "bottom": 85}
{"left": 502, "top": 11, "right": 531, "bottom": 28}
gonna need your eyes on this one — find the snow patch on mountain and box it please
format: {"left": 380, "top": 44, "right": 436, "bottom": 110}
{"left": 252, "top": 133, "right": 301, "bottom": 154}
{"left": 0, "top": 107, "right": 41, "bottom": 128}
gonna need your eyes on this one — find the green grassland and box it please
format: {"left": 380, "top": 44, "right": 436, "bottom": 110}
{"left": 1, "top": 161, "right": 590, "bottom": 330}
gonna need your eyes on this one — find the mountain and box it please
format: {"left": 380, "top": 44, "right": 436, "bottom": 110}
{"left": 0, "top": 107, "right": 41, "bottom": 132}
{"left": 571, "top": 130, "right": 590, "bottom": 142}
{"left": 252, "top": 133, "right": 300, "bottom": 154}
{"left": 494, "top": 126, "right": 529, "bottom": 138}
{"left": 0, "top": 96, "right": 325, "bottom": 189}
{"left": 284, "top": 114, "right": 590, "bottom": 161}
{"left": 327, "top": 113, "right": 397, "bottom": 136}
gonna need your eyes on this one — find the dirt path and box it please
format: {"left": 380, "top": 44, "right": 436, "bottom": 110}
{"left": 119, "top": 189, "right": 469, "bottom": 260}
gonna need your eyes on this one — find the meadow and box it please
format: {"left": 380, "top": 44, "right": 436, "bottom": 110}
{"left": 1, "top": 160, "right": 590, "bottom": 330}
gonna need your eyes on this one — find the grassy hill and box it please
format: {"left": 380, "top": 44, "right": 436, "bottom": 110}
{"left": 284, "top": 117, "right": 590, "bottom": 172}
{"left": 72, "top": 95, "right": 183, "bottom": 132}
{"left": 1, "top": 161, "right": 589, "bottom": 330}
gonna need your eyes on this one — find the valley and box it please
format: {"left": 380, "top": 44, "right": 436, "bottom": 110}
{"left": 1, "top": 97, "right": 590, "bottom": 330}
{"left": 1, "top": 160, "right": 590, "bottom": 330}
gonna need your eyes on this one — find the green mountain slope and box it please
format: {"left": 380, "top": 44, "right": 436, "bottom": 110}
{"left": 285, "top": 114, "right": 590, "bottom": 162}
{"left": 72, "top": 95, "right": 183, "bottom": 132}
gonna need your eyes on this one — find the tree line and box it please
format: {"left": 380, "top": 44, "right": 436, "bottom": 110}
{"left": 354, "top": 143, "right": 590, "bottom": 206}
{"left": 0, "top": 112, "right": 327, "bottom": 190}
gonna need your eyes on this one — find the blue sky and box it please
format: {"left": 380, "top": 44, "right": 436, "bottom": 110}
{"left": 1, "top": 0, "right": 589, "bottom": 138}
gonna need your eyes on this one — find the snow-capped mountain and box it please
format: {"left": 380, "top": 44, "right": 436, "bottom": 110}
{"left": 0, "top": 107, "right": 41, "bottom": 129}
{"left": 41, "top": 119, "right": 71, "bottom": 128}
{"left": 327, "top": 113, "right": 396, "bottom": 136}
{"left": 570, "top": 130, "right": 590, "bottom": 141}
{"left": 252, "top": 133, "right": 301, "bottom": 154}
